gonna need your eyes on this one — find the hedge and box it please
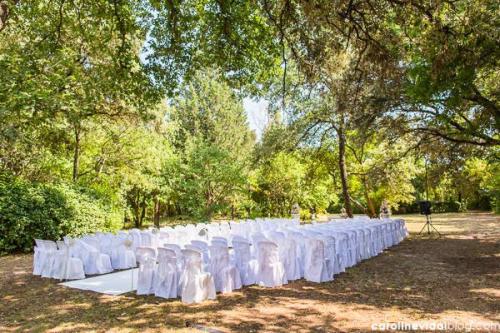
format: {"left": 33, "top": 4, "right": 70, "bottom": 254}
{"left": 0, "top": 175, "right": 122, "bottom": 254}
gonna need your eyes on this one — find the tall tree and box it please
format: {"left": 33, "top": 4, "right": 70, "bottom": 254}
{"left": 0, "top": 1, "right": 157, "bottom": 182}
{"left": 165, "top": 70, "right": 255, "bottom": 220}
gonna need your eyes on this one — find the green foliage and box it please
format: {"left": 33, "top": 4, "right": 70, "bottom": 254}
{"left": 0, "top": 0, "right": 156, "bottom": 181}
{"left": 175, "top": 139, "right": 248, "bottom": 220}
{"left": 400, "top": 0, "right": 499, "bottom": 146}
{"left": 253, "top": 151, "right": 336, "bottom": 217}
{"left": 144, "top": 0, "right": 281, "bottom": 95}
{"left": 163, "top": 70, "right": 255, "bottom": 220}
{"left": 0, "top": 174, "right": 121, "bottom": 254}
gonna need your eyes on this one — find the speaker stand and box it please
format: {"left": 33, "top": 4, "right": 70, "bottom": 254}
{"left": 418, "top": 214, "right": 441, "bottom": 236}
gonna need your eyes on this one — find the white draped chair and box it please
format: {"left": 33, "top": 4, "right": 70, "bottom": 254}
{"left": 128, "top": 229, "right": 142, "bottom": 251}
{"left": 33, "top": 239, "right": 51, "bottom": 276}
{"left": 154, "top": 248, "right": 178, "bottom": 299}
{"left": 51, "top": 241, "right": 85, "bottom": 280}
{"left": 250, "top": 232, "right": 267, "bottom": 258}
{"left": 255, "top": 241, "right": 287, "bottom": 287}
{"left": 208, "top": 245, "right": 242, "bottom": 293}
{"left": 136, "top": 247, "right": 157, "bottom": 295}
{"left": 140, "top": 231, "right": 153, "bottom": 247}
{"left": 397, "top": 219, "right": 409, "bottom": 242}
{"left": 275, "top": 236, "right": 301, "bottom": 281}
{"left": 32, "top": 218, "right": 408, "bottom": 302}
{"left": 163, "top": 243, "right": 183, "bottom": 258}
{"left": 232, "top": 239, "right": 257, "bottom": 286}
{"left": 230, "top": 235, "right": 250, "bottom": 247}
{"left": 110, "top": 235, "right": 136, "bottom": 270}
{"left": 219, "top": 223, "right": 231, "bottom": 238}
{"left": 159, "top": 231, "right": 171, "bottom": 244}
{"left": 303, "top": 237, "right": 331, "bottom": 283}
{"left": 179, "top": 249, "right": 216, "bottom": 304}
{"left": 362, "top": 225, "right": 377, "bottom": 256}
{"left": 210, "top": 237, "right": 228, "bottom": 247}
{"left": 94, "top": 232, "right": 113, "bottom": 257}
{"left": 190, "top": 240, "right": 210, "bottom": 265}
{"left": 312, "top": 231, "right": 342, "bottom": 277}
{"left": 39, "top": 240, "right": 58, "bottom": 278}
{"left": 71, "top": 239, "right": 113, "bottom": 275}
{"left": 336, "top": 231, "right": 355, "bottom": 268}
{"left": 284, "top": 230, "right": 306, "bottom": 278}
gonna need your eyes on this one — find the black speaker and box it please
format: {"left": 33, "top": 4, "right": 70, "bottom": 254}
{"left": 419, "top": 200, "right": 432, "bottom": 215}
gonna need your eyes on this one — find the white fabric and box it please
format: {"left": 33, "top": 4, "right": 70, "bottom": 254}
{"left": 34, "top": 217, "right": 407, "bottom": 303}
{"left": 278, "top": 237, "right": 301, "bottom": 281}
{"left": 33, "top": 239, "right": 53, "bottom": 276}
{"left": 110, "top": 236, "right": 137, "bottom": 270}
{"left": 189, "top": 241, "right": 210, "bottom": 266}
{"left": 140, "top": 232, "right": 154, "bottom": 247}
{"left": 303, "top": 238, "right": 330, "bottom": 283}
{"left": 256, "top": 241, "right": 287, "bottom": 287}
{"left": 39, "top": 240, "right": 58, "bottom": 278}
{"left": 154, "top": 248, "right": 178, "bottom": 299}
{"left": 60, "top": 269, "right": 138, "bottom": 295}
{"left": 136, "top": 247, "right": 156, "bottom": 295}
{"left": 179, "top": 249, "right": 216, "bottom": 304}
{"left": 51, "top": 241, "right": 85, "bottom": 280}
{"left": 210, "top": 237, "right": 228, "bottom": 247}
{"left": 208, "top": 245, "right": 242, "bottom": 293}
{"left": 232, "top": 239, "right": 257, "bottom": 285}
{"left": 129, "top": 229, "right": 142, "bottom": 251}
{"left": 72, "top": 240, "right": 113, "bottom": 275}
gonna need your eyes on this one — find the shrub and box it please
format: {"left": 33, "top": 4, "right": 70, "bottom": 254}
{"left": 0, "top": 174, "right": 122, "bottom": 254}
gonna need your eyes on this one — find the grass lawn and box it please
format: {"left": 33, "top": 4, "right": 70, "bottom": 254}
{"left": 1, "top": 212, "right": 499, "bottom": 332}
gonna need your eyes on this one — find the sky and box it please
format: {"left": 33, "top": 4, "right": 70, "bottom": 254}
{"left": 243, "top": 98, "right": 269, "bottom": 140}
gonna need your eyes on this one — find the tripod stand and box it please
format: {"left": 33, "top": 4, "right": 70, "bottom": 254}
{"left": 418, "top": 214, "right": 441, "bottom": 236}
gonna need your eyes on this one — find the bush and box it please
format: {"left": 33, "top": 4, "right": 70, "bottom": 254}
{"left": 0, "top": 175, "right": 122, "bottom": 254}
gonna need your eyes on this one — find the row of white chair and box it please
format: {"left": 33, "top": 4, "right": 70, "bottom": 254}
{"left": 133, "top": 218, "right": 407, "bottom": 303}
{"left": 33, "top": 217, "right": 407, "bottom": 305}
{"left": 32, "top": 219, "right": 299, "bottom": 281}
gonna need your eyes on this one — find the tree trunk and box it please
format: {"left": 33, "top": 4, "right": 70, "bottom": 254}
{"left": 133, "top": 206, "right": 140, "bottom": 228}
{"left": 131, "top": 191, "right": 141, "bottom": 228}
{"left": 139, "top": 196, "right": 147, "bottom": 227}
{"left": 363, "top": 175, "right": 376, "bottom": 218}
{"left": 0, "top": 1, "right": 18, "bottom": 33}
{"left": 338, "top": 123, "right": 353, "bottom": 217}
{"left": 153, "top": 196, "right": 160, "bottom": 228}
{"left": 72, "top": 125, "right": 80, "bottom": 182}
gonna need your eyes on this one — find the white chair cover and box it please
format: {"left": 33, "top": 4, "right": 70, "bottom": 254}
{"left": 32, "top": 218, "right": 408, "bottom": 302}
{"left": 208, "top": 245, "right": 242, "bottom": 293}
{"left": 110, "top": 236, "right": 136, "bottom": 270}
{"left": 128, "top": 229, "right": 142, "bottom": 251}
{"left": 40, "top": 240, "right": 58, "bottom": 278}
{"left": 154, "top": 248, "right": 178, "bottom": 299}
{"left": 136, "top": 247, "right": 157, "bottom": 295}
{"left": 277, "top": 237, "right": 301, "bottom": 281}
{"left": 51, "top": 241, "right": 85, "bottom": 280}
{"left": 232, "top": 239, "right": 257, "bottom": 286}
{"left": 73, "top": 240, "right": 113, "bottom": 275}
{"left": 179, "top": 249, "right": 216, "bottom": 304}
{"left": 255, "top": 241, "right": 287, "bottom": 287}
{"left": 303, "top": 238, "right": 330, "bottom": 283}
{"left": 189, "top": 240, "right": 210, "bottom": 265}
{"left": 33, "top": 239, "right": 49, "bottom": 276}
